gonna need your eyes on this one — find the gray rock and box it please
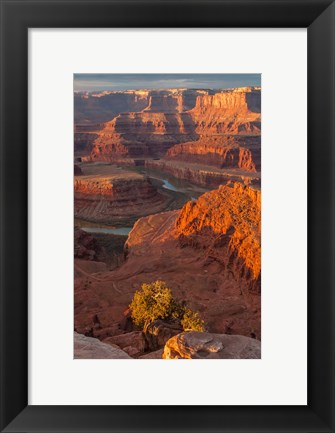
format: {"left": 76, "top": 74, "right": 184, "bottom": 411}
{"left": 163, "top": 331, "right": 261, "bottom": 359}
{"left": 74, "top": 332, "right": 132, "bottom": 359}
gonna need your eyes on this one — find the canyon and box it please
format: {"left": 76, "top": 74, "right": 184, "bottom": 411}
{"left": 74, "top": 183, "right": 261, "bottom": 358}
{"left": 74, "top": 163, "right": 193, "bottom": 225}
{"left": 74, "top": 84, "right": 261, "bottom": 359}
{"left": 91, "top": 87, "right": 260, "bottom": 158}
{"left": 145, "top": 159, "right": 260, "bottom": 189}
{"left": 75, "top": 87, "right": 261, "bottom": 189}
{"left": 166, "top": 135, "right": 261, "bottom": 171}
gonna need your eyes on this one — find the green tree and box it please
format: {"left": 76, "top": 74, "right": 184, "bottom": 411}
{"left": 129, "top": 280, "right": 205, "bottom": 332}
{"left": 129, "top": 280, "right": 174, "bottom": 331}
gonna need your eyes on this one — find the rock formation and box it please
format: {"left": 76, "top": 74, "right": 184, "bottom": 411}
{"left": 103, "top": 331, "right": 147, "bottom": 357}
{"left": 176, "top": 182, "right": 261, "bottom": 284}
{"left": 143, "top": 89, "right": 212, "bottom": 113}
{"left": 74, "top": 332, "right": 131, "bottom": 359}
{"left": 74, "top": 227, "right": 101, "bottom": 260}
{"left": 74, "top": 132, "right": 98, "bottom": 154}
{"left": 74, "top": 90, "right": 151, "bottom": 124}
{"left": 73, "top": 85, "right": 262, "bottom": 358}
{"left": 189, "top": 87, "right": 261, "bottom": 135}
{"left": 87, "top": 87, "right": 261, "bottom": 162}
{"left": 166, "top": 135, "right": 260, "bottom": 172}
{"left": 125, "top": 182, "right": 261, "bottom": 291}
{"left": 145, "top": 159, "right": 260, "bottom": 188}
{"left": 74, "top": 164, "right": 169, "bottom": 224}
{"left": 89, "top": 114, "right": 197, "bottom": 160}
{"left": 163, "top": 331, "right": 261, "bottom": 359}
{"left": 101, "top": 321, "right": 182, "bottom": 356}
{"left": 74, "top": 183, "right": 261, "bottom": 340}
{"left": 145, "top": 320, "right": 182, "bottom": 351}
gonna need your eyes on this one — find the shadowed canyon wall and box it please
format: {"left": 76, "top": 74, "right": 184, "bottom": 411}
{"left": 79, "top": 87, "right": 261, "bottom": 162}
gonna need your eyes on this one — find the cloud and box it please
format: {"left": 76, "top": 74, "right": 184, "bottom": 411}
{"left": 73, "top": 73, "right": 261, "bottom": 92}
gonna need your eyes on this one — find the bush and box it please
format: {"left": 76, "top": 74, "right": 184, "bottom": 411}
{"left": 129, "top": 280, "right": 205, "bottom": 332}
{"left": 181, "top": 308, "right": 205, "bottom": 332}
{"left": 129, "top": 280, "right": 174, "bottom": 331}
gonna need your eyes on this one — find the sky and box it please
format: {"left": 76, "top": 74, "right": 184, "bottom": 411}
{"left": 74, "top": 73, "right": 261, "bottom": 92}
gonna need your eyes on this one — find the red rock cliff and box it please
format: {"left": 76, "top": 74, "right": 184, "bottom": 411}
{"left": 166, "top": 135, "right": 260, "bottom": 172}
{"left": 190, "top": 87, "right": 261, "bottom": 134}
{"left": 74, "top": 183, "right": 261, "bottom": 340}
{"left": 74, "top": 175, "right": 168, "bottom": 223}
{"left": 88, "top": 87, "right": 261, "bottom": 160}
{"left": 176, "top": 183, "right": 261, "bottom": 284}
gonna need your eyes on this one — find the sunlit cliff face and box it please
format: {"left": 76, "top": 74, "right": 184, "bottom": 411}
{"left": 166, "top": 136, "right": 259, "bottom": 172}
{"left": 85, "top": 87, "right": 261, "bottom": 161}
{"left": 176, "top": 183, "right": 261, "bottom": 281}
{"left": 125, "top": 183, "right": 261, "bottom": 285}
{"left": 74, "top": 182, "right": 261, "bottom": 340}
{"left": 74, "top": 166, "right": 169, "bottom": 223}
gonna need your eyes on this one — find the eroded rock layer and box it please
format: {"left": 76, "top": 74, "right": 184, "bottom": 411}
{"left": 74, "top": 164, "right": 169, "bottom": 223}
{"left": 74, "top": 183, "right": 261, "bottom": 341}
{"left": 166, "top": 135, "right": 261, "bottom": 171}
{"left": 75, "top": 177, "right": 167, "bottom": 223}
{"left": 190, "top": 87, "right": 261, "bottom": 135}
{"left": 145, "top": 159, "right": 260, "bottom": 188}
{"left": 176, "top": 183, "right": 261, "bottom": 283}
{"left": 87, "top": 87, "right": 261, "bottom": 162}
{"left": 74, "top": 90, "right": 151, "bottom": 124}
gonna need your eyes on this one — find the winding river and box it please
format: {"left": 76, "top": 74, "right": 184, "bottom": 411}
{"left": 81, "top": 226, "right": 133, "bottom": 236}
{"left": 77, "top": 165, "right": 208, "bottom": 236}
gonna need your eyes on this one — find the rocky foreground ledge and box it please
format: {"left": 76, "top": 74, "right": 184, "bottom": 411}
{"left": 74, "top": 331, "right": 260, "bottom": 359}
{"left": 163, "top": 331, "right": 261, "bottom": 359}
{"left": 74, "top": 332, "right": 131, "bottom": 359}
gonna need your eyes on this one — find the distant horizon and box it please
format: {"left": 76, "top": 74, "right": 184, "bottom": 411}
{"left": 74, "top": 73, "right": 261, "bottom": 92}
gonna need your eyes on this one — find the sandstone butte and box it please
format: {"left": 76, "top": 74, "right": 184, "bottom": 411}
{"left": 80, "top": 87, "right": 261, "bottom": 164}
{"left": 74, "top": 183, "right": 261, "bottom": 345}
{"left": 74, "top": 164, "right": 170, "bottom": 224}
{"left": 144, "top": 159, "right": 260, "bottom": 189}
{"left": 165, "top": 135, "right": 261, "bottom": 172}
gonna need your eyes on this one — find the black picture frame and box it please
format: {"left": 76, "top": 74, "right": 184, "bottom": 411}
{"left": 1, "top": 0, "right": 334, "bottom": 432}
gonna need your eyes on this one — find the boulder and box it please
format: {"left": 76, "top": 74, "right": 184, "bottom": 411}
{"left": 74, "top": 332, "right": 131, "bottom": 359}
{"left": 103, "top": 331, "right": 147, "bottom": 357}
{"left": 93, "top": 324, "right": 124, "bottom": 340}
{"left": 145, "top": 319, "right": 182, "bottom": 350}
{"left": 163, "top": 331, "right": 261, "bottom": 359}
{"left": 139, "top": 349, "right": 164, "bottom": 359}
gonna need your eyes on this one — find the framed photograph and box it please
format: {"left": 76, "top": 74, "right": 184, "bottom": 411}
{"left": 1, "top": 0, "right": 334, "bottom": 432}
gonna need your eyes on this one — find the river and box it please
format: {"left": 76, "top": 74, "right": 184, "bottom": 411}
{"left": 135, "top": 165, "right": 208, "bottom": 200}
{"left": 81, "top": 226, "right": 132, "bottom": 236}
{"left": 76, "top": 165, "right": 209, "bottom": 236}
